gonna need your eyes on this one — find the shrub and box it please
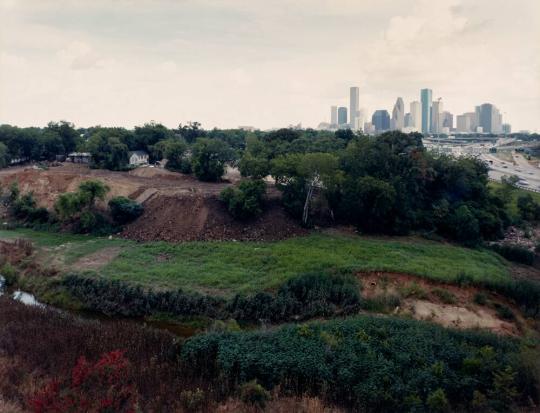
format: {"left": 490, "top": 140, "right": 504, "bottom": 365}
{"left": 494, "top": 303, "right": 515, "bottom": 320}
{"left": 182, "top": 316, "right": 532, "bottom": 412}
{"left": 0, "top": 263, "right": 18, "bottom": 286}
{"left": 494, "top": 279, "right": 540, "bottom": 318}
{"left": 108, "top": 197, "right": 144, "bottom": 225}
{"left": 362, "top": 293, "right": 401, "bottom": 313}
{"left": 399, "top": 282, "right": 428, "bottom": 299}
{"left": 432, "top": 288, "right": 456, "bottom": 304}
{"left": 228, "top": 272, "right": 361, "bottom": 322}
{"left": 490, "top": 243, "right": 535, "bottom": 266}
{"left": 220, "top": 179, "right": 266, "bottom": 220}
{"left": 473, "top": 292, "right": 488, "bottom": 306}
{"left": 426, "top": 388, "right": 450, "bottom": 412}
{"left": 29, "top": 350, "right": 136, "bottom": 413}
{"left": 239, "top": 380, "right": 271, "bottom": 408}
{"left": 179, "top": 388, "right": 205, "bottom": 412}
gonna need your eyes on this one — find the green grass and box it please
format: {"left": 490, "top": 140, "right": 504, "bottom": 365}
{"left": 0, "top": 229, "right": 510, "bottom": 295}
{"left": 101, "top": 234, "right": 509, "bottom": 294}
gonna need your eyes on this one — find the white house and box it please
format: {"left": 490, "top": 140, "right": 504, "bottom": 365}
{"left": 67, "top": 152, "right": 91, "bottom": 164}
{"left": 129, "top": 150, "right": 149, "bottom": 166}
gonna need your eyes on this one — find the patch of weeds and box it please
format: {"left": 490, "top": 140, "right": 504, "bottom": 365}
{"left": 362, "top": 293, "right": 401, "bottom": 313}
{"left": 432, "top": 288, "right": 457, "bottom": 304}
{"left": 473, "top": 292, "right": 488, "bottom": 306}
{"left": 399, "top": 282, "right": 428, "bottom": 299}
{"left": 494, "top": 303, "right": 515, "bottom": 320}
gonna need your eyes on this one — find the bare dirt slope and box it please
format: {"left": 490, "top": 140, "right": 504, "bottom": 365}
{"left": 0, "top": 163, "right": 304, "bottom": 242}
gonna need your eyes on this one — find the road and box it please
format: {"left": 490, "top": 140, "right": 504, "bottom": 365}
{"left": 481, "top": 153, "right": 540, "bottom": 191}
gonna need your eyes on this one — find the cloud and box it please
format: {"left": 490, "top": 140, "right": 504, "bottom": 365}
{"left": 0, "top": 0, "right": 538, "bottom": 131}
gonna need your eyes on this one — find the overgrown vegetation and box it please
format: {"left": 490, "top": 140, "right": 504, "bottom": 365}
{"left": 4, "top": 122, "right": 540, "bottom": 245}
{"left": 2, "top": 181, "right": 143, "bottom": 235}
{"left": 182, "top": 315, "right": 538, "bottom": 412}
{"left": 220, "top": 179, "right": 266, "bottom": 219}
{"left": 61, "top": 272, "right": 361, "bottom": 323}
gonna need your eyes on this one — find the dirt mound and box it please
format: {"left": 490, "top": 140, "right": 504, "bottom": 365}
{"left": 121, "top": 194, "right": 307, "bottom": 242}
{"left": 359, "top": 271, "right": 521, "bottom": 336}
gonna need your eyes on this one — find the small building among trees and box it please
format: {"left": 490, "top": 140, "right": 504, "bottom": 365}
{"left": 129, "top": 150, "right": 149, "bottom": 166}
{"left": 67, "top": 152, "right": 91, "bottom": 164}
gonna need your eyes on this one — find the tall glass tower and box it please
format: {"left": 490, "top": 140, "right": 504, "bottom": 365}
{"left": 420, "top": 88, "right": 432, "bottom": 134}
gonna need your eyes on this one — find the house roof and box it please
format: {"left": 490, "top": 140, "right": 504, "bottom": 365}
{"left": 67, "top": 152, "right": 91, "bottom": 157}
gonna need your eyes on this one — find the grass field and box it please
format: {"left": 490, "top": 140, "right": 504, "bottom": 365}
{"left": 0, "top": 229, "right": 509, "bottom": 295}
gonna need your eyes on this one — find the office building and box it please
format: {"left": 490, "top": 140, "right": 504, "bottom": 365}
{"left": 410, "top": 101, "right": 421, "bottom": 130}
{"left": 338, "top": 107, "right": 348, "bottom": 126}
{"left": 391, "top": 97, "right": 405, "bottom": 131}
{"left": 441, "top": 111, "right": 453, "bottom": 130}
{"left": 502, "top": 123, "right": 512, "bottom": 134}
{"left": 478, "top": 103, "right": 502, "bottom": 133}
{"left": 330, "top": 106, "right": 338, "bottom": 126}
{"left": 456, "top": 114, "right": 472, "bottom": 133}
{"left": 372, "top": 110, "right": 390, "bottom": 132}
{"left": 420, "top": 88, "right": 432, "bottom": 134}
{"left": 364, "top": 122, "right": 375, "bottom": 135}
{"left": 404, "top": 113, "right": 413, "bottom": 128}
{"left": 350, "top": 87, "right": 359, "bottom": 130}
{"left": 431, "top": 99, "right": 443, "bottom": 134}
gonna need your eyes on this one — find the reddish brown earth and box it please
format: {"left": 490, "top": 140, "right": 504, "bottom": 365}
{"left": 121, "top": 195, "right": 307, "bottom": 242}
{"left": 0, "top": 163, "right": 305, "bottom": 242}
{"left": 358, "top": 271, "right": 523, "bottom": 336}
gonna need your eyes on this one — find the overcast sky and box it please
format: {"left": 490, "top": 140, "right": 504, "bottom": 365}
{"left": 1, "top": 0, "right": 539, "bottom": 131}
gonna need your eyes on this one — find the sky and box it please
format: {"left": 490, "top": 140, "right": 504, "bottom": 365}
{"left": 1, "top": 0, "right": 539, "bottom": 131}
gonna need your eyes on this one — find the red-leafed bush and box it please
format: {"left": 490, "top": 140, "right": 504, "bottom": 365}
{"left": 29, "top": 350, "right": 137, "bottom": 413}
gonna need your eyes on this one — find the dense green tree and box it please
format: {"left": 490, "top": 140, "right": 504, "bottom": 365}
{"left": 133, "top": 122, "right": 174, "bottom": 156}
{"left": 46, "top": 121, "right": 80, "bottom": 154}
{"left": 517, "top": 194, "right": 540, "bottom": 221}
{"left": 220, "top": 179, "right": 266, "bottom": 219}
{"left": 191, "top": 138, "right": 234, "bottom": 181}
{"left": 0, "top": 142, "right": 9, "bottom": 168}
{"left": 177, "top": 121, "right": 206, "bottom": 144}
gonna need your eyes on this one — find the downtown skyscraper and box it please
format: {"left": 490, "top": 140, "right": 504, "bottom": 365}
{"left": 350, "top": 87, "right": 359, "bottom": 130}
{"left": 420, "top": 88, "right": 432, "bottom": 134}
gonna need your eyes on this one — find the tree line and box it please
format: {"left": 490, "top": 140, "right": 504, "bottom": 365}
{"left": 2, "top": 121, "right": 540, "bottom": 245}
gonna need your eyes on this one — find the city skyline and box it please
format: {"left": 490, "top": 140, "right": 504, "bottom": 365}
{"left": 327, "top": 85, "right": 511, "bottom": 135}
{"left": 0, "top": 0, "right": 539, "bottom": 131}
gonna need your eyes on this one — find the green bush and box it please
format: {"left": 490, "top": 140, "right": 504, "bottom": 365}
{"left": 108, "top": 196, "right": 144, "bottom": 225}
{"left": 431, "top": 288, "right": 456, "bottom": 304}
{"left": 473, "top": 292, "right": 488, "bottom": 306}
{"left": 182, "top": 316, "right": 534, "bottom": 412}
{"left": 220, "top": 179, "right": 266, "bottom": 220}
{"left": 239, "top": 380, "right": 271, "bottom": 408}
{"left": 490, "top": 243, "right": 535, "bottom": 265}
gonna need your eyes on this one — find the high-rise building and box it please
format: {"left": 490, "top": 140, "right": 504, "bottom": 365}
{"left": 441, "top": 111, "right": 453, "bottom": 130}
{"left": 456, "top": 114, "right": 472, "bottom": 133}
{"left": 404, "top": 113, "right": 413, "bottom": 128}
{"left": 420, "top": 89, "right": 432, "bottom": 134}
{"left": 410, "top": 101, "right": 421, "bottom": 130}
{"left": 391, "top": 97, "right": 405, "bottom": 131}
{"left": 502, "top": 123, "right": 512, "bottom": 134}
{"left": 431, "top": 98, "right": 443, "bottom": 134}
{"left": 338, "top": 107, "right": 348, "bottom": 126}
{"left": 330, "top": 106, "right": 338, "bottom": 125}
{"left": 349, "top": 87, "right": 359, "bottom": 130}
{"left": 364, "top": 122, "right": 375, "bottom": 135}
{"left": 478, "top": 103, "right": 502, "bottom": 133}
{"left": 372, "top": 110, "right": 390, "bottom": 132}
